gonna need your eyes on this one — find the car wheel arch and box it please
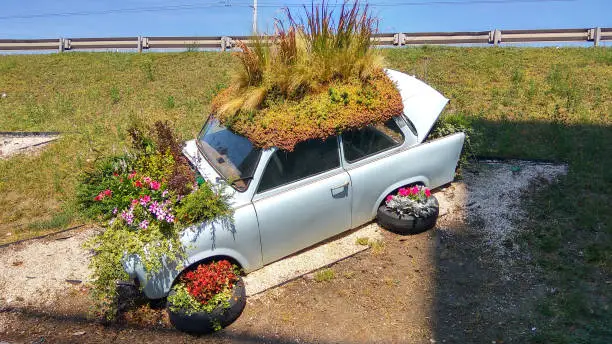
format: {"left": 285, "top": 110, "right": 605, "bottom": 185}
{"left": 170, "top": 250, "right": 250, "bottom": 287}
{"left": 371, "top": 176, "right": 430, "bottom": 218}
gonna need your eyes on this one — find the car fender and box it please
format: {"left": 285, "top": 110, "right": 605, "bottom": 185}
{"left": 370, "top": 176, "right": 430, "bottom": 219}
{"left": 183, "top": 248, "right": 252, "bottom": 275}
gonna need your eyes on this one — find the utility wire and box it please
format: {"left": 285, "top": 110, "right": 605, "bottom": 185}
{"left": 0, "top": 0, "right": 576, "bottom": 21}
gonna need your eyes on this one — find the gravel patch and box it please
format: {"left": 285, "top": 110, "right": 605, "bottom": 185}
{"left": 0, "top": 134, "right": 59, "bottom": 159}
{"left": 0, "top": 228, "right": 93, "bottom": 307}
{"left": 446, "top": 160, "right": 568, "bottom": 253}
{"left": 244, "top": 223, "right": 383, "bottom": 296}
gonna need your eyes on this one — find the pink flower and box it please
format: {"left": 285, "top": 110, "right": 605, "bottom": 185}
{"left": 128, "top": 171, "right": 137, "bottom": 179}
{"left": 150, "top": 181, "right": 161, "bottom": 191}
{"left": 386, "top": 195, "right": 394, "bottom": 202}
{"left": 411, "top": 186, "right": 419, "bottom": 195}
{"left": 139, "top": 195, "right": 151, "bottom": 205}
{"left": 103, "top": 189, "right": 112, "bottom": 197}
{"left": 143, "top": 176, "right": 152, "bottom": 184}
{"left": 112, "top": 208, "right": 118, "bottom": 215}
{"left": 398, "top": 188, "right": 409, "bottom": 196}
{"left": 94, "top": 194, "right": 103, "bottom": 201}
{"left": 425, "top": 189, "right": 431, "bottom": 197}
{"left": 139, "top": 220, "right": 149, "bottom": 230}
{"left": 131, "top": 199, "right": 139, "bottom": 206}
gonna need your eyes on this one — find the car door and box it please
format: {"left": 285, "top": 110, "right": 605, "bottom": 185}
{"left": 340, "top": 117, "right": 465, "bottom": 227}
{"left": 252, "top": 136, "right": 352, "bottom": 265}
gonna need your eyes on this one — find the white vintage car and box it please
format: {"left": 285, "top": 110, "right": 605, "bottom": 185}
{"left": 124, "top": 69, "right": 465, "bottom": 299}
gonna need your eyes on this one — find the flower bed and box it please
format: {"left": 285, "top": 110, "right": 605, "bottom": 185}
{"left": 377, "top": 185, "right": 439, "bottom": 235}
{"left": 167, "top": 260, "right": 246, "bottom": 333}
{"left": 78, "top": 121, "right": 232, "bottom": 319}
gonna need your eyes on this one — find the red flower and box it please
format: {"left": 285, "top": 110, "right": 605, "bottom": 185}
{"left": 425, "top": 189, "right": 431, "bottom": 197}
{"left": 386, "top": 195, "right": 393, "bottom": 202}
{"left": 181, "top": 260, "right": 238, "bottom": 305}
{"left": 150, "top": 181, "right": 161, "bottom": 191}
{"left": 113, "top": 171, "right": 119, "bottom": 177}
{"left": 94, "top": 194, "right": 103, "bottom": 201}
{"left": 134, "top": 180, "right": 143, "bottom": 188}
{"left": 103, "top": 189, "right": 112, "bottom": 197}
{"left": 128, "top": 171, "right": 137, "bottom": 179}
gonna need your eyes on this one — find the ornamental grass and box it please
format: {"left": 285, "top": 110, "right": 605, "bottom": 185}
{"left": 212, "top": 1, "right": 403, "bottom": 150}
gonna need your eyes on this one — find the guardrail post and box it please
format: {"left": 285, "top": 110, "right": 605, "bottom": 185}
{"left": 58, "top": 38, "right": 64, "bottom": 53}
{"left": 393, "top": 33, "right": 405, "bottom": 46}
{"left": 63, "top": 39, "right": 71, "bottom": 51}
{"left": 141, "top": 37, "right": 149, "bottom": 51}
{"left": 137, "top": 36, "right": 142, "bottom": 53}
{"left": 489, "top": 29, "right": 502, "bottom": 46}
{"left": 221, "top": 36, "right": 233, "bottom": 51}
{"left": 588, "top": 27, "right": 601, "bottom": 46}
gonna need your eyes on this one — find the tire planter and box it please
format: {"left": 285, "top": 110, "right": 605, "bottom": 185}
{"left": 377, "top": 195, "right": 439, "bottom": 235}
{"left": 167, "top": 278, "right": 246, "bottom": 334}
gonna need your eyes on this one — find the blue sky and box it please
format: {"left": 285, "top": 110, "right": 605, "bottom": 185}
{"left": 0, "top": 0, "right": 610, "bottom": 39}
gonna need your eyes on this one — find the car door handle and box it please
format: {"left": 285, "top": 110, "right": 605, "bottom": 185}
{"left": 331, "top": 181, "right": 349, "bottom": 190}
{"left": 330, "top": 181, "right": 349, "bottom": 198}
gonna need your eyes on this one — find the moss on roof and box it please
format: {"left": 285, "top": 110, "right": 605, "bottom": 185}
{"left": 212, "top": 70, "right": 403, "bottom": 151}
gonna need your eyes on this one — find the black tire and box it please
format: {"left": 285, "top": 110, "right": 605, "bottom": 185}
{"left": 167, "top": 277, "right": 246, "bottom": 334}
{"left": 376, "top": 196, "right": 439, "bottom": 235}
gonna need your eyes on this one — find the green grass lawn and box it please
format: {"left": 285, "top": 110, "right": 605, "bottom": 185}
{"left": 0, "top": 47, "right": 610, "bottom": 342}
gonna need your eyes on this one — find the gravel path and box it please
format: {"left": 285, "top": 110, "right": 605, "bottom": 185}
{"left": 0, "top": 228, "right": 93, "bottom": 307}
{"left": 0, "top": 134, "right": 59, "bottom": 159}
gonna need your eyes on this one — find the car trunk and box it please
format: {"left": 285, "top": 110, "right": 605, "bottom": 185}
{"left": 384, "top": 69, "right": 448, "bottom": 143}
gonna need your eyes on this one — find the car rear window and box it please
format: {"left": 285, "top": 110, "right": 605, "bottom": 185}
{"left": 341, "top": 118, "right": 404, "bottom": 163}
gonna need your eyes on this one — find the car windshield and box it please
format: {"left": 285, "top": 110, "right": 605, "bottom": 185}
{"left": 197, "top": 117, "right": 261, "bottom": 191}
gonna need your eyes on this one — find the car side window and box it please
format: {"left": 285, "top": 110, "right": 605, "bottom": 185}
{"left": 342, "top": 118, "right": 405, "bottom": 163}
{"left": 257, "top": 137, "right": 340, "bottom": 193}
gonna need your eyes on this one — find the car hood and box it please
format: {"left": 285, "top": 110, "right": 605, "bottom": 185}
{"left": 385, "top": 69, "right": 448, "bottom": 143}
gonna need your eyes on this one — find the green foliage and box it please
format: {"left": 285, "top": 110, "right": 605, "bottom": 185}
{"left": 314, "top": 268, "right": 335, "bottom": 282}
{"left": 110, "top": 86, "right": 120, "bottom": 104}
{"left": 164, "top": 95, "right": 176, "bottom": 109}
{"left": 76, "top": 154, "right": 139, "bottom": 219}
{"left": 140, "top": 58, "right": 155, "bottom": 82}
{"left": 428, "top": 113, "right": 479, "bottom": 174}
{"left": 168, "top": 285, "right": 231, "bottom": 332}
{"left": 27, "top": 211, "right": 73, "bottom": 231}
{"left": 212, "top": 1, "right": 403, "bottom": 150}
{"left": 355, "top": 237, "right": 369, "bottom": 246}
{"left": 175, "top": 185, "right": 231, "bottom": 225}
{"left": 85, "top": 219, "right": 184, "bottom": 319}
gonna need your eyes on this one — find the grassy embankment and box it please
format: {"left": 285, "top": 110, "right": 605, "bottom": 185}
{"left": 0, "top": 47, "right": 610, "bottom": 342}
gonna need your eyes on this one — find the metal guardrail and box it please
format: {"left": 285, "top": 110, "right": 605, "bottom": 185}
{"left": 0, "top": 27, "right": 609, "bottom": 53}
